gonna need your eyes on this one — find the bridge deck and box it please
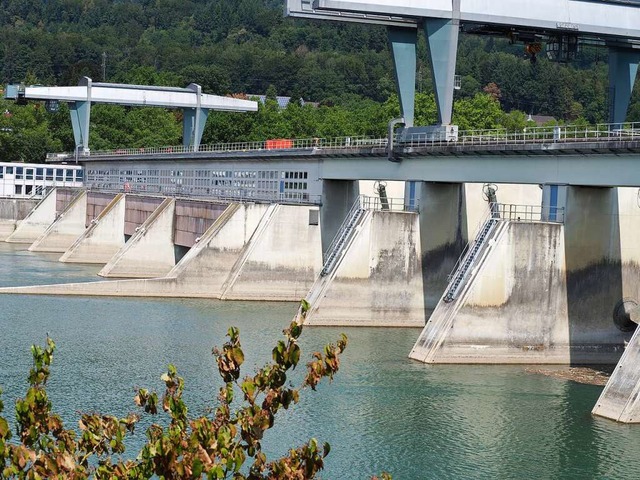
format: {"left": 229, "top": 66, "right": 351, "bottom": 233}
{"left": 49, "top": 123, "right": 640, "bottom": 188}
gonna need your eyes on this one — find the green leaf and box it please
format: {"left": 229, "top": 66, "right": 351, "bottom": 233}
{"left": 0, "top": 418, "right": 9, "bottom": 438}
{"left": 242, "top": 379, "right": 256, "bottom": 399}
{"left": 192, "top": 458, "right": 203, "bottom": 477}
{"left": 323, "top": 442, "right": 331, "bottom": 458}
{"left": 300, "top": 299, "right": 311, "bottom": 314}
{"left": 290, "top": 344, "right": 301, "bottom": 368}
{"left": 231, "top": 347, "right": 244, "bottom": 366}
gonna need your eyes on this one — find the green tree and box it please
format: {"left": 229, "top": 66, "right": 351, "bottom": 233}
{"left": 453, "top": 93, "right": 504, "bottom": 131}
{"left": 0, "top": 100, "right": 63, "bottom": 163}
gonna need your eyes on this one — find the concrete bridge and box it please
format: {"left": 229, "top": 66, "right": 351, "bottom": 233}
{"left": 1, "top": 122, "right": 640, "bottom": 424}
{"left": 2, "top": 0, "right": 640, "bottom": 427}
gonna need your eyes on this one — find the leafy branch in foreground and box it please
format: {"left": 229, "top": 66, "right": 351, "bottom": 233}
{"left": 0, "top": 304, "right": 363, "bottom": 479}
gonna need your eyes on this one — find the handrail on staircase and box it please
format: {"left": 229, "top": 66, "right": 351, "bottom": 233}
{"left": 322, "top": 195, "right": 364, "bottom": 262}
{"left": 446, "top": 204, "right": 495, "bottom": 284}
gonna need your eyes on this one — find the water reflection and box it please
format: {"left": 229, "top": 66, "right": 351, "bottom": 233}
{"left": 1, "top": 243, "right": 640, "bottom": 478}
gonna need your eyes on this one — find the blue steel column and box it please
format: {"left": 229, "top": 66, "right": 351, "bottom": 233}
{"left": 184, "top": 83, "right": 208, "bottom": 151}
{"left": 194, "top": 108, "right": 209, "bottom": 151}
{"left": 69, "top": 76, "right": 92, "bottom": 153}
{"left": 388, "top": 27, "right": 417, "bottom": 128}
{"left": 69, "top": 101, "right": 90, "bottom": 152}
{"left": 182, "top": 109, "right": 196, "bottom": 149}
{"left": 182, "top": 108, "right": 209, "bottom": 151}
{"left": 609, "top": 48, "right": 640, "bottom": 127}
{"left": 424, "top": 18, "right": 459, "bottom": 125}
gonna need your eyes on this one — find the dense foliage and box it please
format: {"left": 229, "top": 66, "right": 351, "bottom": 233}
{"left": 0, "top": 309, "right": 369, "bottom": 479}
{"left": 0, "top": 0, "right": 638, "bottom": 161}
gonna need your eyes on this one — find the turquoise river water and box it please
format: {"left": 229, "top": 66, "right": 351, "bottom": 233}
{"left": 1, "top": 242, "right": 640, "bottom": 479}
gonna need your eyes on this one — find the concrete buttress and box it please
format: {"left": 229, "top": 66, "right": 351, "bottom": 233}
{"left": 5, "top": 188, "right": 58, "bottom": 244}
{"left": 304, "top": 210, "right": 425, "bottom": 327}
{"left": 59, "top": 193, "right": 126, "bottom": 264}
{"left": 592, "top": 322, "right": 640, "bottom": 423}
{"left": 98, "top": 198, "right": 176, "bottom": 278}
{"left": 0, "top": 198, "right": 39, "bottom": 240}
{"left": 28, "top": 191, "right": 87, "bottom": 252}
{"left": 410, "top": 186, "right": 640, "bottom": 364}
{"left": 220, "top": 205, "right": 322, "bottom": 301}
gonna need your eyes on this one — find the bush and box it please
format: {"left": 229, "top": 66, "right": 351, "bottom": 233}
{"left": 0, "top": 308, "right": 359, "bottom": 479}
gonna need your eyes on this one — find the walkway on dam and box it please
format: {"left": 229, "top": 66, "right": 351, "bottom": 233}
{"left": 49, "top": 121, "right": 640, "bottom": 160}
{"left": 48, "top": 121, "right": 640, "bottom": 188}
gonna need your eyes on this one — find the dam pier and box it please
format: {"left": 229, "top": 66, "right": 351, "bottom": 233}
{"left": 1, "top": 125, "right": 640, "bottom": 428}
{"left": 6, "top": 0, "right": 640, "bottom": 423}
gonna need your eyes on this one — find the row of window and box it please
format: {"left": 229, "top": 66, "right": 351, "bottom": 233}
{"left": 85, "top": 182, "right": 311, "bottom": 202}
{"left": 0, "top": 166, "right": 82, "bottom": 182}
{"left": 283, "top": 182, "right": 308, "bottom": 191}
{"left": 86, "top": 169, "right": 311, "bottom": 193}
{"left": 283, "top": 171, "right": 308, "bottom": 180}
{"left": 87, "top": 169, "right": 308, "bottom": 182}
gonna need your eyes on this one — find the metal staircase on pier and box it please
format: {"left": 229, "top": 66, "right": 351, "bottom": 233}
{"left": 320, "top": 198, "right": 366, "bottom": 277}
{"left": 443, "top": 208, "right": 499, "bottom": 303}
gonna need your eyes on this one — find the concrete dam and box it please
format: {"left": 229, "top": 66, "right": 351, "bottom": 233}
{"left": 2, "top": 182, "right": 640, "bottom": 424}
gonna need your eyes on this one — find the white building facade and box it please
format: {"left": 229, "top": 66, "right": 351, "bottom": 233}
{"left": 0, "top": 162, "right": 83, "bottom": 198}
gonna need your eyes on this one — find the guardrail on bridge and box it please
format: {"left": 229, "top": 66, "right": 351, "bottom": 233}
{"left": 46, "top": 121, "right": 640, "bottom": 161}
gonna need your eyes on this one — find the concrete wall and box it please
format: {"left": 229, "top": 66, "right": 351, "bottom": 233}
{"left": 0, "top": 203, "right": 272, "bottom": 298}
{"left": 173, "top": 199, "right": 228, "bottom": 247}
{"left": 99, "top": 198, "right": 176, "bottom": 278}
{"left": 29, "top": 191, "right": 87, "bottom": 252}
{"left": 304, "top": 210, "right": 424, "bottom": 326}
{"left": 221, "top": 205, "right": 322, "bottom": 301}
{"left": 410, "top": 209, "right": 636, "bottom": 364}
{"left": 562, "top": 187, "right": 638, "bottom": 364}
{"left": 411, "top": 222, "right": 569, "bottom": 363}
{"left": 124, "top": 196, "right": 164, "bottom": 237}
{"left": 5, "top": 189, "right": 57, "bottom": 243}
{"left": 414, "top": 222, "right": 576, "bottom": 363}
{"left": 320, "top": 180, "right": 359, "bottom": 255}
{"left": 161, "top": 202, "right": 269, "bottom": 297}
{"left": 86, "top": 192, "right": 117, "bottom": 227}
{"left": 60, "top": 193, "right": 126, "bottom": 264}
{"left": 418, "top": 183, "right": 465, "bottom": 312}
{"left": 0, "top": 203, "right": 321, "bottom": 301}
{"left": 0, "top": 198, "right": 38, "bottom": 240}
{"left": 615, "top": 187, "right": 640, "bottom": 304}
{"left": 592, "top": 183, "right": 640, "bottom": 422}
{"left": 0, "top": 198, "right": 39, "bottom": 219}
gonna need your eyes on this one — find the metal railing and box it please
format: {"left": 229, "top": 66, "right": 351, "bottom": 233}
{"left": 446, "top": 202, "right": 565, "bottom": 284}
{"left": 360, "top": 195, "right": 416, "bottom": 212}
{"left": 86, "top": 185, "right": 322, "bottom": 206}
{"left": 492, "top": 203, "right": 565, "bottom": 223}
{"left": 405, "top": 122, "right": 640, "bottom": 148}
{"left": 46, "top": 136, "right": 388, "bottom": 161}
{"left": 322, "top": 194, "right": 416, "bottom": 265}
{"left": 45, "top": 121, "right": 640, "bottom": 161}
{"left": 446, "top": 205, "right": 495, "bottom": 284}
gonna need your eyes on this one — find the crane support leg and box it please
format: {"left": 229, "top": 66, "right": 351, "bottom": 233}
{"left": 424, "top": 18, "right": 459, "bottom": 126}
{"left": 69, "top": 100, "right": 91, "bottom": 153}
{"left": 609, "top": 47, "right": 640, "bottom": 127}
{"left": 388, "top": 26, "right": 417, "bottom": 128}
